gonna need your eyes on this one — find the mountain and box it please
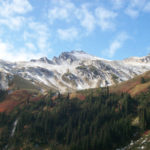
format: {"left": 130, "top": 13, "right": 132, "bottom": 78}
{"left": 1, "top": 51, "right": 150, "bottom": 92}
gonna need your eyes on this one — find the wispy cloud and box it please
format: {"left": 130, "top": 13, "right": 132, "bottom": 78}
{"left": 28, "top": 21, "right": 51, "bottom": 51}
{"left": 125, "top": 0, "right": 148, "bottom": 18}
{"left": 102, "top": 32, "right": 129, "bottom": 58}
{"left": 0, "top": 40, "right": 13, "bottom": 58}
{"left": 57, "top": 27, "right": 78, "bottom": 41}
{"left": 25, "top": 42, "right": 36, "bottom": 51}
{"left": 0, "top": 0, "right": 53, "bottom": 61}
{"left": 143, "top": 2, "right": 150, "bottom": 12}
{"left": 48, "top": 0, "right": 118, "bottom": 33}
{"left": 0, "top": 38, "right": 49, "bottom": 62}
{"left": 75, "top": 4, "right": 96, "bottom": 33}
{"left": 0, "top": 16, "right": 25, "bottom": 30}
{"left": 125, "top": 8, "right": 139, "bottom": 18}
{"left": 0, "top": 0, "right": 32, "bottom": 29}
{"left": 95, "top": 7, "right": 117, "bottom": 30}
{"left": 111, "top": 0, "right": 125, "bottom": 9}
{"left": 48, "top": 0, "right": 75, "bottom": 24}
{"left": 0, "top": 0, "right": 32, "bottom": 17}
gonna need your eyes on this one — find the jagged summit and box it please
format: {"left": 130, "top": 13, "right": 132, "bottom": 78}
{"left": 71, "top": 50, "right": 87, "bottom": 54}
{"left": 28, "top": 50, "right": 105, "bottom": 65}
{"left": 52, "top": 50, "right": 100, "bottom": 65}
{"left": 30, "top": 57, "right": 53, "bottom": 64}
{"left": 39, "top": 57, "right": 53, "bottom": 64}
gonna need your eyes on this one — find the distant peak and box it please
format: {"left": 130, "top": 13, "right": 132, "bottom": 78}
{"left": 71, "top": 50, "right": 86, "bottom": 54}
{"left": 30, "top": 57, "right": 53, "bottom": 64}
{"left": 59, "top": 50, "right": 86, "bottom": 56}
{"left": 39, "top": 57, "right": 49, "bottom": 61}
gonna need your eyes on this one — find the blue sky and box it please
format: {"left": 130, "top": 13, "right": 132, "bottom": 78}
{"left": 0, "top": 0, "right": 150, "bottom": 61}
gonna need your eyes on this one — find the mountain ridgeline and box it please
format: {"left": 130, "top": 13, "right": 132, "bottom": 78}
{"left": 1, "top": 51, "right": 150, "bottom": 92}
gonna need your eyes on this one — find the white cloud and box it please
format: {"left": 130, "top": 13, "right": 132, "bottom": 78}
{"left": 75, "top": 5, "right": 96, "bottom": 33}
{"left": 0, "top": 1, "right": 52, "bottom": 61}
{"left": 0, "top": 0, "right": 32, "bottom": 29}
{"left": 125, "top": 0, "right": 147, "bottom": 18}
{"left": 0, "top": 0, "right": 32, "bottom": 17}
{"left": 48, "top": 0, "right": 75, "bottom": 24}
{"left": 23, "top": 31, "right": 35, "bottom": 41}
{"left": 132, "top": 0, "right": 147, "bottom": 8}
{"left": 28, "top": 21, "right": 51, "bottom": 51}
{"left": 48, "top": 0, "right": 118, "bottom": 33}
{"left": 57, "top": 27, "right": 78, "bottom": 40}
{"left": 125, "top": 8, "right": 139, "bottom": 18}
{"left": 0, "top": 16, "right": 25, "bottom": 30}
{"left": 25, "top": 43, "right": 36, "bottom": 51}
{"left": 48, "top": 1, "right": 96, "bottom": 33}
{"left": 0, "top": 39, "right": 49, "bottom": 62}
{"left": 95, "top": 7, "right": 117, "bottom": 30}
{"left": 111, "top": 0, "right": 125, "bottom": 9}
{"left": 143, "top": 2, "right": 150, "bottom": 12}
{"left": 102, "top": 32, "right": 129, "bottom": 58}
{"left": 10, "top": 0, "right": 32, "bottom": 14}
{"left": 48, "top": 7, "right": 69, "bottom": 23}
{"left": 0, "top": 40, "right": 12, "bottom": 55}
{"left": 0, "top": 19, "right": 53, "bottom": 61}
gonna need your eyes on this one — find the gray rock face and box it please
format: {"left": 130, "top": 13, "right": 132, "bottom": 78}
{"left": 30, "top": 57, "right": 53, "bottom": 64}
{"left": 0, "top": 72, "right": 13, "bottom": 90}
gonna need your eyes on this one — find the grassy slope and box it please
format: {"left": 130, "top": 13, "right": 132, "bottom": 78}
{"left": 9, "top": 75, "right": 39, "bottom": 92}
{"left": 110, "top": 70, "right": 150, "bottom": 97}
{"left": 0, "top": 90, "right": 43, "bottom": 113}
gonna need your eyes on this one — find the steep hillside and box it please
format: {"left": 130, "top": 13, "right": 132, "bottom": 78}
{"left": 0, "top": 90, "right": 43, "bottom": 113}
{"left": 110, "top": 70, "right": 150, "bottom": 96}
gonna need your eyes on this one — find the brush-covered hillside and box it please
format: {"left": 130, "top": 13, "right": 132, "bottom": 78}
{"left": 1, "top": 71, "right": 150, "bottom": 150}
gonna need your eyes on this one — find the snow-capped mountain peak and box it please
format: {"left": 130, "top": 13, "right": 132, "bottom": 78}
{"left": 30, "top": 57, "right": 53, "bottom": 64}
{"left": 1, "top": 51, "right": 150, "bottom": 93}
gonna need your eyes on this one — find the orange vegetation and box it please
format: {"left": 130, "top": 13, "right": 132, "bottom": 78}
{"left": 0, "top": 90, "right": 41, "bottom": 113}
{"left": 110, "top": 71, "right": 150, "bottom": 97}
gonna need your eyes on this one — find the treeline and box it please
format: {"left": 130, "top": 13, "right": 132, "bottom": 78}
{"left": 0, "top": 88, "right": 150, "bottom": 150}
{"left": 136, "top": 91, "right": 150, "bottom": 131}
{"left": 0, "top": 89, "right": 7, "bottom": 102}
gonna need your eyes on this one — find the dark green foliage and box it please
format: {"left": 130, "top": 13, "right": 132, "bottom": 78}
{"left": 1, "top": 88, "right": 150, "bottom": 150}
{"left": 0, "top": 90, "right": 7, "bottom": 102}
{"left": 0, "top": 90, "right": 135, "bottom": 150}
{"left": 136, "top": 91, "right": 150, "bottom": 131}
{"left": 140, "top": 77, "right": 146, "bottom": 84}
